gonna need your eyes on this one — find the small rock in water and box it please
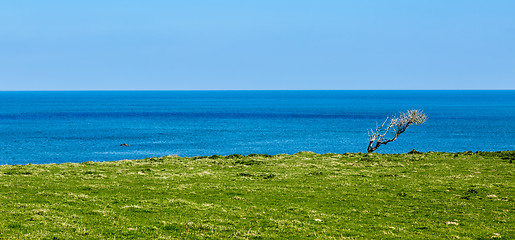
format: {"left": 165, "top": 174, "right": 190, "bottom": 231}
{"left": 120, "top": 143, "right": 130, "bottom": 146}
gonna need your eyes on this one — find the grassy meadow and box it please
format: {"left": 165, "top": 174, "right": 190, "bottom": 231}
{"left": 0, "top": 151, "right": 513, "bottom": 239}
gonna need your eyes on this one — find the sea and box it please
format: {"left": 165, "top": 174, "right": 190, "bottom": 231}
{"left": 0, "top": 90, "right": 514, "bottom": 165}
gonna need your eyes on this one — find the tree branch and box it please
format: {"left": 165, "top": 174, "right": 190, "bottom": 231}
{"left": 367, "top": 110, "right": 426, "bottom": 153}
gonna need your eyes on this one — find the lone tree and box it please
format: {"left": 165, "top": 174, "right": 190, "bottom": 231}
{"left": 367, "top": 109, "right": 427, "bottom": 153}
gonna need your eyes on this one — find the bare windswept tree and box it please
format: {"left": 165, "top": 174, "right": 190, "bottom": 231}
{"left": 367, "top": 109, "right": 427, "bottom": 153}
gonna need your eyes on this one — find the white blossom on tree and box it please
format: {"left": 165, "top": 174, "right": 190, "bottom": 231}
{"left": 367, "top": 109, "right": 427, "bottom": 153}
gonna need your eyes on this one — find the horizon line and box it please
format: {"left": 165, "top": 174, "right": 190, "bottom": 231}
{"left": 1, "top": 89, "right": 514, "bottom": 92}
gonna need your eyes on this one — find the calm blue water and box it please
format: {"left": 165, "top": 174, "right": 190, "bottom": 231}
{"left": 1, "top": 90, "right": 514, "bottom": 165}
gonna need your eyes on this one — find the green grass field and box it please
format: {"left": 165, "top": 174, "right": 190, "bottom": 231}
{"left": 0, "top": 151, "right": 513, "bottom": 239}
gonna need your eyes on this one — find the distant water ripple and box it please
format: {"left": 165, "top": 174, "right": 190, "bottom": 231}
{"left": 1, "top": 90, "right": 514, "bottom": 164}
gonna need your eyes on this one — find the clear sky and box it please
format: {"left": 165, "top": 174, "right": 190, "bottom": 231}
{"left": 1, "top": 1, "right": 514, "bottom": 90}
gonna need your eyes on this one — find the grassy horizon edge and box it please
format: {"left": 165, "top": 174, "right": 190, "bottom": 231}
{"left": 0, "top": 151, "right": 513, "bottom": 239}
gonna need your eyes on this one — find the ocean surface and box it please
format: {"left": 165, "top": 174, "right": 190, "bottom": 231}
{"left": 1, "top": 90, "right": 514, "bottom": 165}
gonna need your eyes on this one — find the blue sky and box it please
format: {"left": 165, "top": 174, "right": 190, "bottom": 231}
{"left": 1, "top": 1, "right": 514, "bottom": 90}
